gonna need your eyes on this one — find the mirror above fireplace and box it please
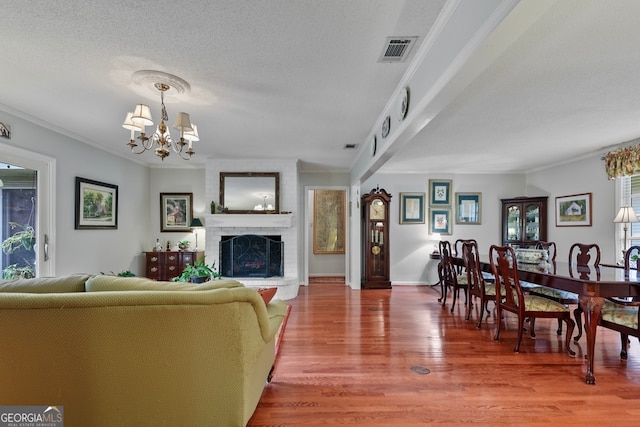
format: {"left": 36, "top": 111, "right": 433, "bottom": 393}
{"left": 220, "top": 172, "right": 280, "bottom": 214}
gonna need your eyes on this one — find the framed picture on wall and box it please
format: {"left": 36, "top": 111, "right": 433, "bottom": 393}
{"left": 455, "top": 192, "right": 482, "bottom": 224}
{"left": 313, "top": 189, "right": 346, "bottom": 254}
{"left": 429, "top": 179, "right": 452, "bottom": 206}
{"left": 429, "top": 208, "right": 452, "bottom": 235}
{"left": 555, "top": 192, "right": 592, "bottom": 227}
{"left": 399, "top": 192, "right": 425, "bottom": 224}
{"left": 160, "top": 193, "right": 193, "bottom": 232}
{"left": 74, "top": 177, "right": 118, "bottom": 230}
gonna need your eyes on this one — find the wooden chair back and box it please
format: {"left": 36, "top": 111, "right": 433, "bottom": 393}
{"left": 624, "top": 245, "right": 640, "bottom": 270}
{"left": 489, "top": 245, "right": 524, "bottom": 316}
{"left": 535, "top": 240, "right": 557, "bottom": 261}
{"left": 568, "top": 243, "right": 601, "bottom": 280}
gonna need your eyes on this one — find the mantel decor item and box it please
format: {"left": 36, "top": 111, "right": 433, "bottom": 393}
{"left": 555, "top": 193, "right": 592, "bottom": 227}
{"left": 399, "top": 192, "right": 425, "bottom": 224}
{"left": 75, "top": 177, "right": 118, "bottom": 230}
{"left": 160, "top": 193, "right": 193, "bottom": 232}
{"left": 123, "top": 70, "right": 199, "bottom": 161}
{"left": 455, "top": 192, "right": 481, "bottom": 224}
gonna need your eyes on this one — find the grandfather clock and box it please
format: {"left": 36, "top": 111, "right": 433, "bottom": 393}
{"left": 361, "top": 187, "right": 392, "bottom": 289}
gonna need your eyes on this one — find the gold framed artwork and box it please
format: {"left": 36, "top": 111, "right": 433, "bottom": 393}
{"left": 313, "top": 190, "right": 346, "bottom": 254}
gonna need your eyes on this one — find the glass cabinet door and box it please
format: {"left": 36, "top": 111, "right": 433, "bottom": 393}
{"left": 525, "top": 203, "right": 541, "bottom": 241}
{"left": 507, "top": 205, "right": 521, "bottom": 242}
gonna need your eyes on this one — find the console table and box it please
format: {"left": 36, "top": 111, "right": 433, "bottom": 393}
{"left": 144, "top": 251, "right": 203, "bottom": 281}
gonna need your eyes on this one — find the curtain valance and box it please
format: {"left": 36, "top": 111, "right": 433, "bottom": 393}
{"left": 604, "top": 144, "right": 640, "bottom": 179}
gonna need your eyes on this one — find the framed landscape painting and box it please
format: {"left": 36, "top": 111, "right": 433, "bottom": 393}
{"left": 75, "top": 177, "right": 118, "bottom": 229}
{"left": 555, "top": 192, "right": 592, "bottom": 227}
{"left": 160, "top": 193, "right": 193, "bottom": 232}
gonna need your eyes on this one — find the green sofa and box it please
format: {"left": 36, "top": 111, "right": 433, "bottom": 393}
{"left": 0, "top": 274, "right": 288, "bottom": 427}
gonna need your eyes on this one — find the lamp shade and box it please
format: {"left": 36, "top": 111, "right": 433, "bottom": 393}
{"left": 184, "top": 124, "right": 199, "bottom": 142}
{"left": 131, "top": 104, "right": 153, "bottom": 126}
{"left": 122, "top": 112, "right": 142, "bottom": 131}
{"left": 613, "top": 206, "right": 639, "bottom": 223}
{"left": 190, "top": 217, "right": 204, "bottom": 228}
{"left": 173, "top": 112, "right": 193, "bottom": 132}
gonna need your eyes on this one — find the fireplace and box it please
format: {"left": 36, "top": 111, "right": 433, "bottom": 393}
{"left": 219, "top": 234, "right": 284, "bottom": 278}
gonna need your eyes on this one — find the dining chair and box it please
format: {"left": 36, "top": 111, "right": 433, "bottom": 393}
{"left": 462, "top": 241, "right": 497, "bottom": 328}
{"left": 535, "top": 240, "right": 557, "bottom": 261}
{"left": 489, "top": 245, "right": 576, "bottom": 356}
{"left": 438, "top": 241, "right": 467, "bottom": 312}
{"left": 569, "top": 243, "right": 601, "bottom": 342}
{"left": 596, "top": 245, "right": 640, "bottom": 359}
{"left": 436, "top": 240, "right": 452, "bottom": 303}
{"left": 624, "top": 245, "right": 640, "bottom": 270}
{"left": 528, "top": 241, "right": 579, "bottom": 336}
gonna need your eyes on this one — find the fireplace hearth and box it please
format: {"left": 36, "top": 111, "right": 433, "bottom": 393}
{"left": 220, "top": 234, "right": 283, "bottom": 278}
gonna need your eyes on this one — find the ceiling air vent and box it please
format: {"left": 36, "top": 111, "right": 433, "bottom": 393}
{"left": 378, "top": 36, "right": 418, "bottom": 63}
{"left": 344, "top": 143, "right": 358, "bottom": 150}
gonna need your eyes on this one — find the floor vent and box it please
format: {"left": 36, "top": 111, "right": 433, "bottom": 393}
{"left": 410, "top": 365, "right": 431, "bottom": 375}
{"left": 379, "top": 37, "right": 418, "bottom": 63}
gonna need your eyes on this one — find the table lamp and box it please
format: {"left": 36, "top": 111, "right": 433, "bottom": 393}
{"left": 190, "top": 217, "right": 204, "bottom": 251}
{"left": 613, "top": 206, "right": 639, "bottom": 252}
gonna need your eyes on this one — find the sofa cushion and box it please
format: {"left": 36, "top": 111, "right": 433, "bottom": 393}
{"left": 84, "top": 275, "right": 244, "bottom": 292}
{"left": 0, "top": 274, "right": 91, "bottom": 293}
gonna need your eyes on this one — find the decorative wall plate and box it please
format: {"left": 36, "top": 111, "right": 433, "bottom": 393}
{"left": 397, "top": 86, "right": 410, "bottom": 121}
{"left": 370, "top": 135, "right": 377, "bottom": 157}
{"left": 381, "top": 115, "right": 391, "bottom": 138}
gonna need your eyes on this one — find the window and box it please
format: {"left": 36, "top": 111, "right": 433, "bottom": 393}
{"left": 617, "top": 175, "right": 640, "bottom": 260}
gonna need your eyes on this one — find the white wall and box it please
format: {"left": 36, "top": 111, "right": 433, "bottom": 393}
{"left": 527, "top": 154, "right": 617, "bottom": 264}
{"left": 0, "top": 111, "right": 150, "bottom": 276}
{"left": 148, "top": 168, "right": 206, "bottom": 252}
{"left": 363, "top": 172, "right": 526, "bottom": 284}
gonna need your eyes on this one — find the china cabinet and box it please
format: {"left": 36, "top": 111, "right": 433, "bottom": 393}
{"left": 501, "top": 196, "right": 547, "bottom": 248}
{"left": 361, "top": 187, "right": 392, "bottom": 289}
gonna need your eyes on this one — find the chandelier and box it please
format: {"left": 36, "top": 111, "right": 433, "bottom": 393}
{"left": 122, "top": 71, "right": 199, "bottom": 161}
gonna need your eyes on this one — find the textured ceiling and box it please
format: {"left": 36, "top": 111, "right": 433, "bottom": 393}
{"left": 1, "top": 0, "right": 640, "bottom": 176}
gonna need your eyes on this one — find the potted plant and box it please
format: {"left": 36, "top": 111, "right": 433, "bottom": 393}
{"left": 1, "top": 222, "right": 35, "bottom": 255}
{"left": 178, "top": 239, "right": 191, "bottom": 251}
{"left": 172, "top": 258, "right": 221, "bottom": 283}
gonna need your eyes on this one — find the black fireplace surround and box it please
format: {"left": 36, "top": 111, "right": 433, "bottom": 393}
{"left": 219, "top": 234, "right": 283, "bottom": 278}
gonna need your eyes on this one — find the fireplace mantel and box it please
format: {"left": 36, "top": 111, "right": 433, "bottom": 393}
{"left": 205, "top": 214, "right": 294, "bottom": 229}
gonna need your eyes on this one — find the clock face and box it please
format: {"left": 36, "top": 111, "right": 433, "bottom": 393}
{"left": 370, "top": 199, "right": 385, "bottom": 220}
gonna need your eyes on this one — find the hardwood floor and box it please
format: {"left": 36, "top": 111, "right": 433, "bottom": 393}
{"left": 249, "top": 283, "right": 640, "bottom": 426}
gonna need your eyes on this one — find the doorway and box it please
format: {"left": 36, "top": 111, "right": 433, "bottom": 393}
{"left": 0, "top": 145, "right": 55, "bottom": 278}
{"left": 305, "top": 186, "right": 349, "bottom": 285}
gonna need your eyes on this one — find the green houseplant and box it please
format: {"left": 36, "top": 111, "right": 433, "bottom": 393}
{"left": 1, "top": 222, "right": 35, "bottom": 255}
{"left": 172, "top": 258, "right": 221, "bottom": 283}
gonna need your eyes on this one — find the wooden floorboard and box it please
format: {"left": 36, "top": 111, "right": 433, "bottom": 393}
{"left": 249, "top": 283, "right": 640, "bottom": 426}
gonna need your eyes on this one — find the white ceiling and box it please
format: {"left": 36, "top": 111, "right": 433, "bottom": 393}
{"left": 1, "top": 0, "right": 640, "bottom": 176}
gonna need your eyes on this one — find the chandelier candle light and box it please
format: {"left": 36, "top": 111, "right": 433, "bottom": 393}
{"left": 123, "top": 71, "right": 199, "bottom": 160}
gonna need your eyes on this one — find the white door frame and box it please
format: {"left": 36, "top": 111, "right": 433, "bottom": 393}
{"left": 0, "top": 143, "right": 55, "bottom": 277}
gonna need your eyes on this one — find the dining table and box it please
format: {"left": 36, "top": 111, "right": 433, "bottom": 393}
{"left": 452, "top": 255, "right": 640, "bottom": 385}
